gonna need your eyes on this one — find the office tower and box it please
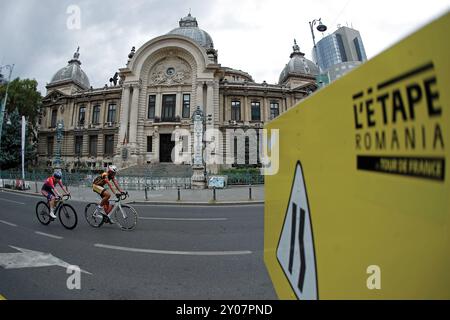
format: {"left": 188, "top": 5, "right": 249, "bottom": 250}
{"left": 314, "top": 25, "right": 367, "bottom": 82}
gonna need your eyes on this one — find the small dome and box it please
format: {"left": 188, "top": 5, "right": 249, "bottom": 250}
{"left": 167, "top": 13, "right": 214, "bottom": 49}
{"left": 279, "top": 40, "right": 319, "bottom": 84}
{"left": 50, "top": 47, "right": 90, "bottom": 89}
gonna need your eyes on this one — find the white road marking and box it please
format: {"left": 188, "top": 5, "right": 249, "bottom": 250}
{"left": 139, "top": 217, "right": 227, "bottom": 221}
{"left": 0, "top": 220, "right": 17, "bottom": 227}
{"left": 0, "top": 246, "right": 91, "bottom": 274}
{"left": 132, "top": 204, "right": 263, "bottom": 208}
{"left": 94, "top": 243, "right": 252, "bottom": 256}
{"left": 0, "top": 197, "right": 25, "bottom": 205}
{"left": 34, "top": 231, "right": 63, "bottom": 240}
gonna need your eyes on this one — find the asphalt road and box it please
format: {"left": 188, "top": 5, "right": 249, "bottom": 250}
{"left": 0, "top": 189, "right": 277, "bottom": 300}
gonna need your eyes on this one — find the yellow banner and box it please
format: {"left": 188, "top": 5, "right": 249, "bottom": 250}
{"left": 264, "top": 12, "right": 449, "bottom": 299}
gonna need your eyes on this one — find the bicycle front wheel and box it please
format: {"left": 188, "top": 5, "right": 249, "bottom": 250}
{"left": 58, "top": 204, "right": 78, "bottom": 230}
{"left": 36, "top": 201, "right": 51, "bottom": 225}
{"left": 114, "top": 205, "right": 138, "bottom": 231}
{"left": 84, "top": 203, "right": 105, "bottom": 228}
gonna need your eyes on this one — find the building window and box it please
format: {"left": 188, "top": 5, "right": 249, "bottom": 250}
{"left": 270, "top": 102, "right": 279, "bottom": 120}
{"left": 162, "top": 94, "right": 176, "bottom": 121}
{"left": 50, "top": 109, "right": 57, "bottom": 128}
{"left": 251, "top": 101, "right": 261, "bottom": 121}
{"left": 89, "top": 135, "right": 98, "bottom": 156}
{"left": 78, "top": 106, "right": 86, "bottom": 126}
{"left": 354, "top": 37, "right": 364, "bottom": 62}
{"left": 147, "top": 136, "right": 153, "bottom": 152}
{"left": 104, "top": 134, "right": 114, "bottom": 156}
{"left": 182, "top": 94, "right": 190, "bottom": 118}
{"left": 231, "top": 100, "right": 241, "bottom": 121}
{"left": 107, "top": 104, "right": 116, "bottom": 123}
{"left": 74, "top": 136, "right": 83, "bottom": 156}
{"left": 47, "top": 136, "right": 54, "bottom": 156}
{"left": 336, "top": 34, "right": 348, "bottom": 62}
{"left": 92, "top": 105, "right": 100, "bottom": 124}
{"left": 148, "top": 95, "right": 156, "bottom": 119}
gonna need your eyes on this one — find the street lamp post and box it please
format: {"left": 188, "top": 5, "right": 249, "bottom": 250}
{"left": 0, "top": 64, "right": 15, "bottom": 148}
{"left": 308, "top": 18, "right": 327, "bottom": 70}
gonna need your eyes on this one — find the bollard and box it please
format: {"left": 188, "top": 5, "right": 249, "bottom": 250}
{"left": 145, "top": 185, "right": 148, "bottom": 201}
{"left": 177, "top": 187, "right": 181, "bottom": 201}
{"left": 213, "top": 187, "right": 216, "bottom": 201}
{"left": 249, "top": 185, "right": 252, "bottom": 200}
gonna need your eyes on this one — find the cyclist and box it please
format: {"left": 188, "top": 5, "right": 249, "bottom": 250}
{"left": 41, "top": 171, "right": 70, "bottom": 219}
{"left": 92, "top": 165, "right": 124, "bottom": 220}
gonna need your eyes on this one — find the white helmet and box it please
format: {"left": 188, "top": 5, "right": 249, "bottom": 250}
{"left": 107, "top": 165, "right": 118, "bottom": 174}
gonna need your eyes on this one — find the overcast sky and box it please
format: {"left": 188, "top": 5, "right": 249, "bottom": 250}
{"left": 0, "top": 0, "right": 448, "bottom": 94}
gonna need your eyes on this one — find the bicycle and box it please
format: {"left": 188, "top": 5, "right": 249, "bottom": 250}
{"left": 35, "top": 194, "right": 78, "bottom": 230}
{"left": 84, "top": 192, "right": 138, "bottom": 231}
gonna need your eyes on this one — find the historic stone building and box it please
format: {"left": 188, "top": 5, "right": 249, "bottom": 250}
{"left": 37, "top": 13, "right": 319, "bottom": 173}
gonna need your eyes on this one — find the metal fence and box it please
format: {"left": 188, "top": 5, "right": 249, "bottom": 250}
{"left": 0, "top": 168, "right": 263, "bottom": 191}
{"left": 0, "top": 170, "right": 193, "bottom": 191}
{"left": 218, "top": 171, "right": 264, "bottom": 185}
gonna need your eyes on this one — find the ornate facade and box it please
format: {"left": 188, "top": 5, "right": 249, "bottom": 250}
{"left": 37, "top": 13, "right": 319, "bottom": 173}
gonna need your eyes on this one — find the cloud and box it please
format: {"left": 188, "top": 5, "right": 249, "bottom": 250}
{"left": 1, "top": 0, "right": 448, "bottom": 94}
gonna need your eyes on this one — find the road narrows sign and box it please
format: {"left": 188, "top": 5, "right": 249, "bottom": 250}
{"left": 276, "top": 161, "right": 317, "bottom": 300}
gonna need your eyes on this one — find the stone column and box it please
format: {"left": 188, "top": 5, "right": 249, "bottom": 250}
{"left": 156, "top": 89, "right": 162, "bottom": 118}
{"left": 244, "top": 95, "right": 249, "bottom": 123}
{"left": 196, "top": 82, "right": 203, "bottom": 110}
{"left": 154, "top": 126, "right": 160, "bottom": 163}
{"left": 118, "top": 86, "right": 131, "bottom": 146}
{"left": 262, "top": 97, "right": 268, "bottom": 122}
{"left": 176, "top": 88, "right": 182, "bottom": 119}
{"left": 206, "top": 82, "right": 214, "bottom": 127}
{"left": 129, "top": 85, "right": 140, "bottom": 147}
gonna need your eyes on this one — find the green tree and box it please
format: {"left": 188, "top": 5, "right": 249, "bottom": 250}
{"left": 0, "top": 78, "right": 42, "bottom": 169}
{"left": 0, "top": 78, "right": 42, "bottom": 126}
{"left": 0, "top": 109, "right": 35, "bottom": 169}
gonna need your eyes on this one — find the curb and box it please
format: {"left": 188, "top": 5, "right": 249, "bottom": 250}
{"left": 0, "top": 188, "right": 41, "bottom": 197}
{"left": 130, "top": 201, "right": 264, "bottom": 206}
{"left": 1, "top": 188, "right": 264, "bottom": 206}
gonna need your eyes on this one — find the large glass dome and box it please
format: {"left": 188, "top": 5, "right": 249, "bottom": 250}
{"left": 167, "top": 13, "right": 214, "bottom": 49}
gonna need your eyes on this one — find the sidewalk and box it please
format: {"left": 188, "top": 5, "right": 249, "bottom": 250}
{"left": 1, "top": 183, "right": 264, "bottom": 205}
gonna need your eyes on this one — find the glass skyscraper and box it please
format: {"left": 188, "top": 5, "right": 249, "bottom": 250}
{"left": 314, "top": 26, "right": 367, "bottom": 82}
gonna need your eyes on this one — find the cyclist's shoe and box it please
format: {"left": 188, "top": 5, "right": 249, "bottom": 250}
{"left": 49, "top": 210, "right": 57, "bottom": 219}
{"left": 104, "top": 215, "right": 115, "bottom": 224}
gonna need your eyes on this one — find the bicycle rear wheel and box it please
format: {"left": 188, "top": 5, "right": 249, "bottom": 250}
{"left": 114, "top": 204, "right": 138, "bottom": 231}
{"left": 84, "top": 203, "right": 105, "bottom": 228}
{"left": 36, "top": 201, "right": 51, "bottom": 225}
{"left": 58, "top": 204, "right": 78, "bottom": 230}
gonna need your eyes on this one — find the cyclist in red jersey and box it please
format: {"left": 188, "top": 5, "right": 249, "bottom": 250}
{"left": 41, "top": 171, "right": 70, "bottom": 218}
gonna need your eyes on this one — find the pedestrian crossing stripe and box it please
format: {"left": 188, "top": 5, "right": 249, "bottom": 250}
{"left": 276, "top": 161, "right": 318, "bottom": 300}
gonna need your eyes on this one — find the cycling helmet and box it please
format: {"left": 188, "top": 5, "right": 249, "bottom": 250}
{"left": 107, "top": 165, "right": 118, "bottom": 174}
{"left": 53, "top": 171, "right": 62, "bottom": 179}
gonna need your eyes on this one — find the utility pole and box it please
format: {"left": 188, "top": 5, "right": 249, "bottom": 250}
{"left": 0, "top": 64, "right": 15, "bottom": 148}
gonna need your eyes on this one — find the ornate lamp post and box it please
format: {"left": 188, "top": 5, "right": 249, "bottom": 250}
{"left": 309, "top": 18, "right": 327, "bottom": 69}
{"left": 0, "top": 64, "right": 15, "bottom": 147}
{"left": 191, "top": 106, "right": 206, "bottom": 189}
{"left": 54, "top": 120, "right": 64, "bottom": 169}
